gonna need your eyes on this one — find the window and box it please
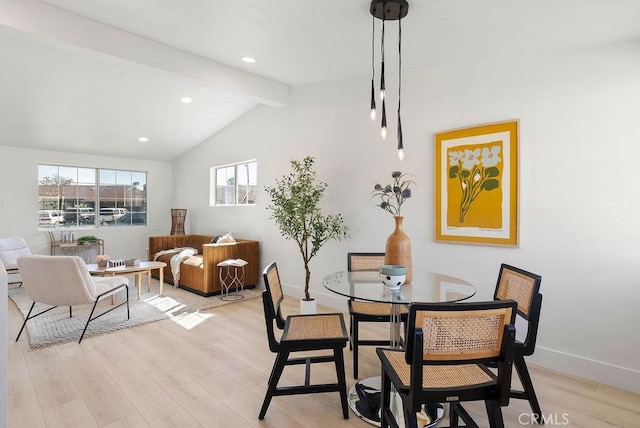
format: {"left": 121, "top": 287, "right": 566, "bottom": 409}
{"left": 211, "top": 160, "right": 257, "bottom": 206}
{"left": 38, "top": 164, "right": 147, "bottom": 228}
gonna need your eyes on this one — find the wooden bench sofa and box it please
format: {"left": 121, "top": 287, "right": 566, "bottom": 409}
{"left": 148, "top": 234, "right": 260, "bottom": 296}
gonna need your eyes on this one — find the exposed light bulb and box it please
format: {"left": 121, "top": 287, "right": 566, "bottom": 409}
{"left": 380, "top": 89, "right": 385, "bottom": 101}
{"left": 381, "top": 98, "right": 387, "bottom": 139}
{"left": 398, "top": 148, "right": 405, "bottom": 161}
{"left": 370, "top": 109, "right": 377, "bottom": 121}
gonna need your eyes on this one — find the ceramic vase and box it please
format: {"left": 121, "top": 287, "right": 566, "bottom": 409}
{"left": 385, "top": 216, "right": 412, "bottom": 283}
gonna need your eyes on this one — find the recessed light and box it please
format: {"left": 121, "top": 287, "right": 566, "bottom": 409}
{"left": 138, "top": 137, "right": 149, "bottom": 142}
{"left": 242, "top": 57, "right": 256, "bottom": 63}
{"left": 180, "top": 97, "right": 192, "bottom": 103}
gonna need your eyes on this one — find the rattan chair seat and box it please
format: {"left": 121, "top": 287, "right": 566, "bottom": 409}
{"left": 282, "top": 314, "right": 348, "bottom": 341}
{"left": 380, "top": 349, "right": 496, "bottom": 389}
{"left": 350, "top": 301, "right": 409, "bottom": 316}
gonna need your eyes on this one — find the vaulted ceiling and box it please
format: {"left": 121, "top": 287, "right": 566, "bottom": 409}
{"left": 1, "top": 0, "right": 639, "bottom": 161}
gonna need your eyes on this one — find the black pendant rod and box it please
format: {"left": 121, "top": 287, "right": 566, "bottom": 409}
{"left": 370, "top": 14, "right": 376, "bottom": 120}
{"left": 397, "top": 5, "right": 404, "bottom": 158}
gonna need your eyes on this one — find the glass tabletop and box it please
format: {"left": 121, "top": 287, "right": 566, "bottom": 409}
{"left": 322, "top": 270, "right": 476, "bottom": 304}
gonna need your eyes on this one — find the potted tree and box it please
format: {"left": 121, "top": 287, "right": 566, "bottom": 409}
{"left": 266, "top": 156, "right": 349, "bottom": 313}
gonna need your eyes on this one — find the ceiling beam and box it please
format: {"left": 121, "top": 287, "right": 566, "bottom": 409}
{"left": 0, "top": 0, "right": 289, "bottom": 108}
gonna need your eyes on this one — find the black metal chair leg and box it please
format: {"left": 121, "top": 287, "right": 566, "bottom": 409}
{"left": 126, "top": 288, "right": 130, "bottom": 319}
{"left": 514, "top": 353, "right": 544, "bottom": 424}
{"left": 259, "top": 351, "right": 289, "bottom": 420}
{"left": 78, "top": 284, "right": 129, "bottom": 344}
{"left": 80, "top": 299, "right": 100, "bottom": 344}
{"left": 15, "top": 302, "right": 36, "bottom": 342}
{"left": 15, "top": 302, "right": 59, "bottom": 342}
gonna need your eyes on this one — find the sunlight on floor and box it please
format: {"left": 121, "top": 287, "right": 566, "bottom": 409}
{"left": 143, "top": 294, "right": 215, "bottom": 330}
{"left": 170, "top": 311, "right": 214, "bottom": 329}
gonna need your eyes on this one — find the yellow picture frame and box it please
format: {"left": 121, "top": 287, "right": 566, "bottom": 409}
{"left": 435, "top": 120, "right": 519, "bottom": 246}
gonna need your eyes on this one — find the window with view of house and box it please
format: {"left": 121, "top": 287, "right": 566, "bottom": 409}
{"left": 38, "top": 164, "right": 147, "bottom": 228}
{"left": 211, "top": 160, "right": 257, "bottom": 206}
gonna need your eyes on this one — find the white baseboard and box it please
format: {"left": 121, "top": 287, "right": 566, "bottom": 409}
{"left": 530, "top": 347, "right": 640, "bottom": 395}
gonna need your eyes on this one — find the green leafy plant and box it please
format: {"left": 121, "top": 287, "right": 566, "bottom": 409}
{"left": 265, "top": 156, "right": 350, "bottom": 301}
{"left": 77, "top": 235, "right": 98, "bottom": 244}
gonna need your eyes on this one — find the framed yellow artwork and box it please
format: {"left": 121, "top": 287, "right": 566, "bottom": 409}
{"left": 435, "top": 120, "right": 519, "bottom": 246}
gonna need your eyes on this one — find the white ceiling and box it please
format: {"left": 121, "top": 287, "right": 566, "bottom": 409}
{"left": 1, "top": 0, "right": 639, "bottom": 162}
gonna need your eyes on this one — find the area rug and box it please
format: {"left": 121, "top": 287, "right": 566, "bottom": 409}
{"left": 8, "top": 277, "right": 261, "bottom": 349}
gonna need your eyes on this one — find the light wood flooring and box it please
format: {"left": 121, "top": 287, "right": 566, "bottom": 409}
{"left": 7, "top": 292, "right": 640, "bottom": 427}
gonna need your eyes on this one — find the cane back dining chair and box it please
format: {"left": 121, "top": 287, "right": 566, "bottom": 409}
{"left": 259, "top": 262, "right": 349, "bottom": 420}
{"left": 494, "top": 263, "right": 544, "bottom": 423}
{"left": 347, "top": 252, "right": 409, "bottom": 379}
{"left": 0, "top": 236, "right": 32, "bottom": 286}
{"left": 377, "top": 300, "right": 517, "bottom": 428}
{"left": 15, "top": 255, "right": 129, "bottom": 344}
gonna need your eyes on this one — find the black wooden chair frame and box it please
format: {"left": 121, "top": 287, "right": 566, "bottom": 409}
{"left": 377, "top": 300, "right": 517, "bottom": 428}
{"left": 494, "top": 263, "right": 544, "bottom": 423}
{"left": 259, "top": 262, "right": 349, "bottom": 420}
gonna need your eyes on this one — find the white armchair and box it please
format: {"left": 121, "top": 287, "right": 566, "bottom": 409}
{"left": 16, "top": 255, "right": 129, "bottom": 343}
{"left": 0, "top": 237, "right": 32, "bottom": 286}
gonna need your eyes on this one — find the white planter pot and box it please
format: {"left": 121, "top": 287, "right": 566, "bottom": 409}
{"left": 300, "top": 298, "right": 317, "bottom": 315}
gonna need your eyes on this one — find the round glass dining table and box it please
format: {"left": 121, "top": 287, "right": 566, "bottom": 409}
{"left": 322, "top": 270, "right": 476, "bottom": 427}
{"left": 323, "top": 270, "right": 476, "bottom": 305}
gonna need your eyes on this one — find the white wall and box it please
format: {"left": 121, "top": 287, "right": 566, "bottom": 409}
{"left": 173, "top": 41, "right": 640, "bottom": 393}
{"left": 0, "top": 146, "right": 174, "bottom": 259}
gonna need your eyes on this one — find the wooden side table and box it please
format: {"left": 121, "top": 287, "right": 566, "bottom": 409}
{"left": 48, "top": 231, "right": 104, "bottom": 258}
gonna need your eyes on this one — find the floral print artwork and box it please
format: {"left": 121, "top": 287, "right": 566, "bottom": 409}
{"left": 448, "top": 142, "right": 503, "bottom": 225}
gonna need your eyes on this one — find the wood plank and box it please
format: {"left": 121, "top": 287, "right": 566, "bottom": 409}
{"left": 7, "top": 293, "right": 640, "bottom": 427}
{"left": 57, "top": 340, "right": 140, "bottom": 426}
{"left": 41, "top": 398, "right": 99, "bottom": 428}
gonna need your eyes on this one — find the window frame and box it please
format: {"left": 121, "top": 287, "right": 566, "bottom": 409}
{"left": 38, "top": 164, "right": 148, "bottom": 229}
{"left": 210, "top": 160, "right": 257, "bottom": 207}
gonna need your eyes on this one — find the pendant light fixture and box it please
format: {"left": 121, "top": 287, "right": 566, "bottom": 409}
{"left": 369, "top": 0, "right": 409, "bottom": 160}
{"left": 370, "top": 15, "right": 377, "bottom": 122}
